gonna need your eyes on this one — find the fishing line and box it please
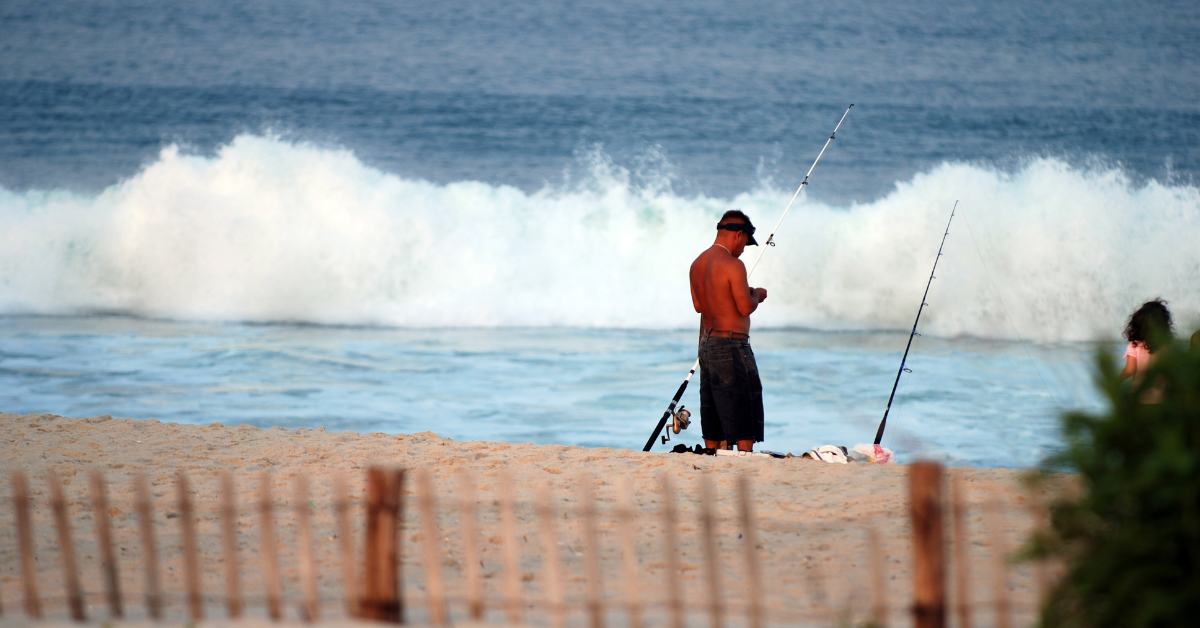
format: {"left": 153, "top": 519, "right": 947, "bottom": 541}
{"left": 642, "top": 104, "right": 854, "bottom": 452}
{"left": 958, "top": 208, "right": 1063, "bottom": 413}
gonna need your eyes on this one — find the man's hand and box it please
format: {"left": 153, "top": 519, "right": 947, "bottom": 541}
{"left": 752, "top": 287, "right": 768, "bottom": 303}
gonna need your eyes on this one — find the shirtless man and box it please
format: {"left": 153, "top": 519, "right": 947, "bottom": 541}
{"left": 689, "top": 210, "right": 767, "bottom": 452}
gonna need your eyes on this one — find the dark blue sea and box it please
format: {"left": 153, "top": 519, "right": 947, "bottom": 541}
{"left": 2, "top": 0, "right": 1198, "bottom": 466}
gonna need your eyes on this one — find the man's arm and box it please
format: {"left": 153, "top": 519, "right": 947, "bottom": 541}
{"left": 728, "top": 260, "right": 761, "bottom": 316}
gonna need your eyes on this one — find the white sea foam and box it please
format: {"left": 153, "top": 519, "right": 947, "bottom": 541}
{"left": 2, "top": 134, "right": 1197, "bottom": 341}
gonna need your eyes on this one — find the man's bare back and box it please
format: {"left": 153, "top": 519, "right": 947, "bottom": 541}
{"left": 689, "top": 213, "right": 767, "bottom": 451}
{"left": 689, "top": 228, "right": 766, "bottom": 336}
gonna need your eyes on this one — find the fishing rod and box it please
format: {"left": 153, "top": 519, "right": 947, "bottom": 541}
{"left": 642, "top": 104, "right": 854, "bottom": 452}
{"left": 873, "top": 201, "right": 956, "bottom": 445}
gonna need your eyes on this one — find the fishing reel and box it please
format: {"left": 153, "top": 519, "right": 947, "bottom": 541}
{"left": 660, "top": 406, "right": 692, "bottom": 444}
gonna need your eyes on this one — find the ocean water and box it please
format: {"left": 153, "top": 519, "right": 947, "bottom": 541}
{"left": 2, "top": 0, "right": 1198, "bottom": 467}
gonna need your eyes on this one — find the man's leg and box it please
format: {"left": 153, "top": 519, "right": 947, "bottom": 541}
{"left": 735, "top": 439, "right": 754, "bottom": 452}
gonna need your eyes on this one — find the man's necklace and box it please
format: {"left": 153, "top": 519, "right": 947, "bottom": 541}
{"left": 714, "top": 244, "right": 730, "bottom": 255}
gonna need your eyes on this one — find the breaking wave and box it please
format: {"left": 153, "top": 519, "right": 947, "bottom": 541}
{"left": 2, "top": 134, "right": 1197, "bottom": 341}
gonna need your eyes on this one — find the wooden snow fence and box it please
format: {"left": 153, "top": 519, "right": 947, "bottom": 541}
{"left": 0, "top": 463, "right": 1057, "bottom": 627}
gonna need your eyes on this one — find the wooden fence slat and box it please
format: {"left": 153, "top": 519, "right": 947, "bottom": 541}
{"left": 951, "top": 471, "right": 971, "bottom": 628}
{"left": 659, "top": 474, "right": 683, "bottom": 628}
{"left": 88, "top": 470, "right": 123, "bottom": 619}
{"left": 48, "top": 472, "right": 86, "bottom": 621}
{"left": 536, "top": 480, "right": 565, "bottom": 628}
{"left": 699, "top": 474, "right": 723, "bottom": 628}
{"left": 333, "top": 472, "right": 358, "bottom": 617}
{"left": 867, "top": 527, "right": 887, "bottom": 628}
{"left": 134, "top": 474, "right": 162, "bottom": 620}
{"left": 360, "top": 467, "right": 404, "bottom": 623}
{"left": 12, "top": 471, "right": 41, "bottom": 619}
{"left": 296, "top": 474, "right": 320, "bottom": 622}
{"left": 417, "top": 469, "right": 447, "bottom": 626}
{"left": 499, "top": 471, "right": 523, "bottom": 625}
{"left": 615, "top": 476, "right": 642, "bottom": 628}
{"left": 738, "top": 474, "right": 763, "bottom": 628}
{"left": 260, "top": 472, "right": 283, "bottom": 621}
{"left": 1027, "top": 488, "right": 1051, "bottom": 608}
{"left": 457, "top": 469, "right": 484, "bottom": 622}
{"left": 910, "top": 462, "right": 945, "bottom": 628}
{"left": 220, "top": 470, "right": 243, "bottom": 618}
{"left": 580, "top": 474, "right": 604, "bottom": 628}
{"left": 178, "top": 472, "right": 203, "bottom": 620}
{"left": 986, "top": 495, "right": 1010, "bottom": 628}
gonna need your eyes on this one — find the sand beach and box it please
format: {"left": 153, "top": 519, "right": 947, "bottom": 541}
{"left": 0, "top": 412, "right": 1052, "bottom": 628}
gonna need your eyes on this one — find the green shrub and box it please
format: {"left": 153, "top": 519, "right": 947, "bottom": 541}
{"left": 1027, "top": 330, "right": 1200, "bottom": 628}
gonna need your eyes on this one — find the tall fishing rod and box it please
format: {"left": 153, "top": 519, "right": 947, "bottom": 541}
{"left": 873, "top": 201, "right": 957, "bottom": 445}
{"left": 642, "top": 104, "right": 854, "bottom": 452}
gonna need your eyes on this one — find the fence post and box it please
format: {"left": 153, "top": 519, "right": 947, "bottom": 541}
{"left": 48, "top": 473, "right": 86, "bottom": 622}
{"left": 333, "top": 472, "right": 358, "bottom": 617}
{"left": 536, "top": 480, "right": 565, "bottom": 628}
{"left": 457, "top": 469, "right": 484, "bottom": 622}
{"left": 12, "top": 472, "right": 41, "bottom": 619}
{"left": 88, "top": 471, "right": 123, "bottom": 619}
{"left": 950, "top": 471, "right": 971, "bottom": 628}
{"left": 868, "top": 527, "right": 887, "bottom": 628}
{"left": 699, "top": 474, "right": 723, "bottom": 628}
{"left": 659, "top": 474, "right": 683, "bottom": 628}
{"left": 616, "top": 476, "right": 642, "bottom": 628}
{"left": 580, "top": 474, "right": 604, "bottom": 628}
{"left": 360, "top": 467, "right": 404, "bottom": 623}
{"left": 417, "top": 470, "right": 447, "bottom": 627}
{"left": 178, "top": 472, "right": 203, "bottom": 621}
{"left": 499, "top": 472, "right": 524, "bottom": 626}
{"left": 986, "top": 495, "right": 1010, "bottom": 628}
{"left": 297, "top": 474, "right": 320, "bottom": 622}
{"left": 909, "top": 462, "right": 945, "bottom": 628}
{"left": 738, "top": 474, "right": 763, "bottom": 628}
{"left": 134, "top": 474, "right": 162, "bottom": 620}
{"left": 220, "top": 470, "right": 243, "bottom": 618}
{"left": 260, "top": 472, "right": 282, "bottom": 621}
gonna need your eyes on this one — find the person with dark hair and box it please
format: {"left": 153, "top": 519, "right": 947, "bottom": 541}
{"left": 1119, "top": 299, "right": 1174, "bottom": 392}
{"left": 688, "top": 209, "right": 768, "bottom": 452}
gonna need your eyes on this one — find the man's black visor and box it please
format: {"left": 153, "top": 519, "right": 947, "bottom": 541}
{"left": 717, "top": 221, "right": 758, "bottom": 246}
